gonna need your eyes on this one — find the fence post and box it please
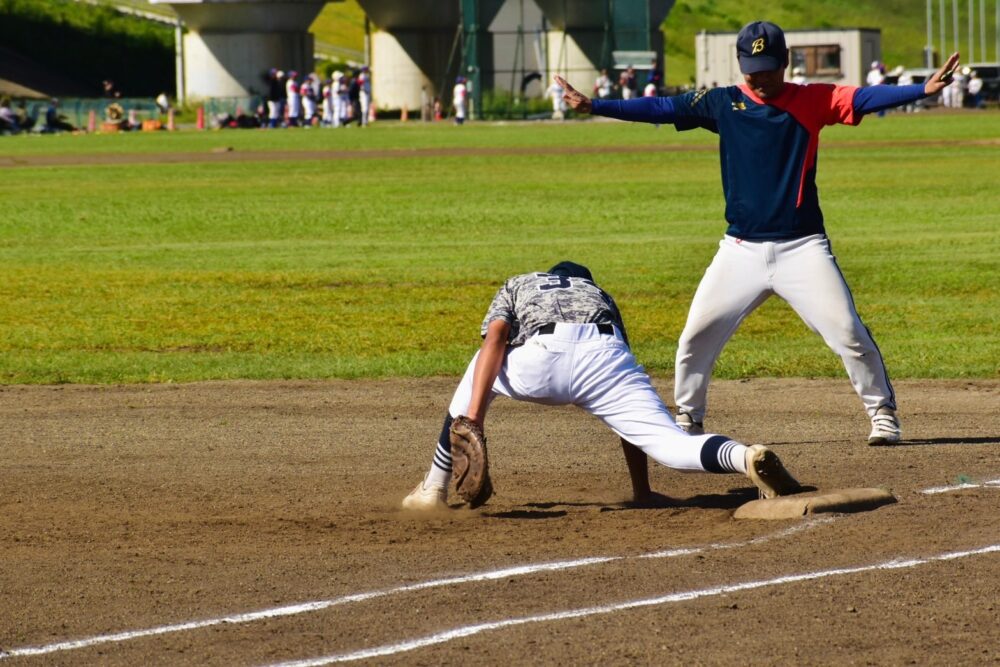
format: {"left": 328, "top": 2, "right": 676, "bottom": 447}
{"left": 87, "top": 110, "right": 96, "bottom": 133}
{"left": 167, "top": 108, "right": 175, "bottom": 131}
{"left": 196, "top": 106, "right": 205, "bottom": 130}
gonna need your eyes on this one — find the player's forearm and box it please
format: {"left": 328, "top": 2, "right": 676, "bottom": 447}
{"left": 465, "top": 324, "right": 509, "bottom": 423}
{"left": 591, "top": 96, "right": 677, "bottom": 124}
{"left": 620, "top": 438, "right": 652, "bottom": 500}
{"left": 853, "top": 84, "right": 927, "bottom": 115}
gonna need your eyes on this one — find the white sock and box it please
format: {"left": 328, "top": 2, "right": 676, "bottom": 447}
{"left": 721, "top": 441, "right": 749, "bottom": 475}
{"left": 425, "top": 441, "right": 451, "bottom": 488}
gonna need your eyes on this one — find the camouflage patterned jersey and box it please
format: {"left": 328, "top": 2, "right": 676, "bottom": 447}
{"left": 480, "top": 272, "right": 629, "bottom": 346}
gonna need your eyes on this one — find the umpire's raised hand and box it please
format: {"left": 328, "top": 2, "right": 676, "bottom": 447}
{"left": 924, "top": 52, "right": 961, "bottom": 95}
{"left": 555, "top": 75, "right": 592, "bottom": 114}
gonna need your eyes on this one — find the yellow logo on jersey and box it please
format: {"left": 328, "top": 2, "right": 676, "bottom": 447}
{"left": 731, "top": 101, "right": 746, "bottom": 111}
{"left": 752, "top": 38, "right": 766, "bottom": 54}
{"left": 690, "top": 89, "right": 708, "bottom": 107}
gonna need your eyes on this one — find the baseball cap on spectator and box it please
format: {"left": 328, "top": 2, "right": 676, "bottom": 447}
{"left": 736, "top": 21, "right": 788, "bottom": 74}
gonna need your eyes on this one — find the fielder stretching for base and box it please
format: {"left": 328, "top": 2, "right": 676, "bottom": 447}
{"left": 556, "top": 22, "right": 962, "bottom": 446}
{"left": 403, "top": 262, "right": 800, "bottom": 510}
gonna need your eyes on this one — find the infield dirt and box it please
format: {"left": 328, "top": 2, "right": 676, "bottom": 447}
{"left": 2, "top": 378, "right": 999, "bottom": 665}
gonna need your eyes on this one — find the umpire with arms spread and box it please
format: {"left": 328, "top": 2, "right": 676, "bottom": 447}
{"left": 403, "top": 262, "right": 800, "bottom": 510}
{"left": 555, "top": 21, "right": 962, "bottom": 446}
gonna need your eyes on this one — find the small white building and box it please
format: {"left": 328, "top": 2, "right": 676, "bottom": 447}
{"left": 695, "top": 28, "right": 882, "bottom": 89}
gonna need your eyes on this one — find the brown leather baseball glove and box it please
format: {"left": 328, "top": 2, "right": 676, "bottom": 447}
{"left": 449, "top": 415, "right": 493, "bottom": 507}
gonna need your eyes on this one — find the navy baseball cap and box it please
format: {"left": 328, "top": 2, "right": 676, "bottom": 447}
{"left": 736, "top": 21, "right": 788, "bottom": 74}
{"left": 548, "top": 261, "right": 593, "bottom": 282}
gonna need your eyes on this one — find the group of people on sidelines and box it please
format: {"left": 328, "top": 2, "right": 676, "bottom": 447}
{"left": 263, "top": 66, "right": 372, "bottom": 129}
{"left": 0, "top": 96, "right": 76, "bottom": 135}
{"left": 592, "top": 60, "right": 665, "bottom": 101}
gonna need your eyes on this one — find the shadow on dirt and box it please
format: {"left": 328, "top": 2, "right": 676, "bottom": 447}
{"left": 483, "top": 486, "right": 817, "bottom": 517}
{"left": 892, "top": 436, "right": 1000, "bottom": 446}
{"left": 768, "top": 436, "right": 1000, "bottom": 447}
{"left": 482, "top": 509, "right": 569, "bottom": 519}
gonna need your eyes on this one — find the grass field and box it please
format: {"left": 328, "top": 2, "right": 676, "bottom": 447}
{"left": 1, "top": 112, "right": 997, "bottom": 384}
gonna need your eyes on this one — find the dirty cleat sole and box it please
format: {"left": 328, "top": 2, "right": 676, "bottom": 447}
{"left": 746, "top": 445, "right": 802, "bottom": 499}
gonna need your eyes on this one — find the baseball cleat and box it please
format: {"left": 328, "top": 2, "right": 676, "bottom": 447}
{"left": 745, "top": 445, "right": 802, "bottom": 499}
{"left": 868, "top": 407, "right": 901, "bottom": 446}
{"left": 401, "top": 479, "right": 448, "bottom": 511}
{"left": 674, "top": 412, "right": 704, "bottom": 436}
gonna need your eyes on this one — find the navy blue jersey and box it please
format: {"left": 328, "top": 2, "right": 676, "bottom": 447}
{"left": 670, "top": 83, "right": 862, "bottom": 240}
{"left": 591, "top": 82, "right": 905, "bottom": 241}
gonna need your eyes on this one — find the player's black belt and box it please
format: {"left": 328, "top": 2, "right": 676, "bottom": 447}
{"left": 535, "top": 322, "right": 615, "bottom": 336}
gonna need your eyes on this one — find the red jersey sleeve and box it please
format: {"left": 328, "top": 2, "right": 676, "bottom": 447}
{"left": 744, "top": 83, "right": 862, "bottom": 132}
{"left": 826, "top": 84, "right": 862, "bottom": 126}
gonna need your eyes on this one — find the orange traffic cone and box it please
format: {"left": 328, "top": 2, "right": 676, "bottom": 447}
{"left": 196, "top": 106, "right": 205, "bottom": 130}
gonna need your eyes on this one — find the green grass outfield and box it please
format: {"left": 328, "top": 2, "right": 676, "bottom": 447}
{"left": 1, "top": 112, "right": 997, "bottom": 384}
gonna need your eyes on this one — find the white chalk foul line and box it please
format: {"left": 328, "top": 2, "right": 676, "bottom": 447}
{"left": 263, "top": 542, "right": 1000, "bottom": 666}
{"left": 922, "top": 478, "right": 1000, "bottom": 495}
{"left": 0, "top": 520, "right": 827, "bottom": 660}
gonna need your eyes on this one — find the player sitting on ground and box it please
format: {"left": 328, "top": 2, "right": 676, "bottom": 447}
{"left": 402, "top": 262, "right": 801, "bottom": 510}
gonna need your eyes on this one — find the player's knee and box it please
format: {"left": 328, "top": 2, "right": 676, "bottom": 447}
{"left": 827, "top": 325, "right": 878, "bottom": 357}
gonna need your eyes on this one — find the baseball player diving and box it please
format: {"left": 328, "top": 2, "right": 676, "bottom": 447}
{"left": 556, "top": 21, "right": 962, "bottom": 446}
{"left": 402, "top": 261, "right": 801, "bottom": 511}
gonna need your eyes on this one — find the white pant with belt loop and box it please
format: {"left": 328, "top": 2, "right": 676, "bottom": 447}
{"left": 449, "top": 323, "right": 721, "bottom": 473}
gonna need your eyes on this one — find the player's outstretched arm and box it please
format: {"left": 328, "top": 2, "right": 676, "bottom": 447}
{"left": 924, "top": 52, "right": 961, "bottom": 95}
{"left": 854, "top": 54, "right": 960, "bottom": 116}
{"left": 555, "top": 75, "right": 592, "bottom": 113}
{"left": 621, "top": 438, "right": 672, "bottom": 507}
{"left": 556, "top": 75, "right": 679, "bottom": 124}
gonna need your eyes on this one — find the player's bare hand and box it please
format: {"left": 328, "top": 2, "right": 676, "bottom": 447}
{"left": 555, "top": 75, "right": 592, "bottom": 114}
{"left": 925, "top": 52, "right": 961, "bottom": 94}
{"left": 627, "top": 490, "right": 675, "bottom": 509}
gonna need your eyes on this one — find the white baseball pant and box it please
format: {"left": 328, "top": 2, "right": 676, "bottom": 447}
{"left": 448, "top": 323, "right": 732, "bottom": 473}
{"left": 360, "top": 90, "right": 371, "bottom": 126}
{"left": 674, "top": 233, "right": 896, "bottom": 423}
